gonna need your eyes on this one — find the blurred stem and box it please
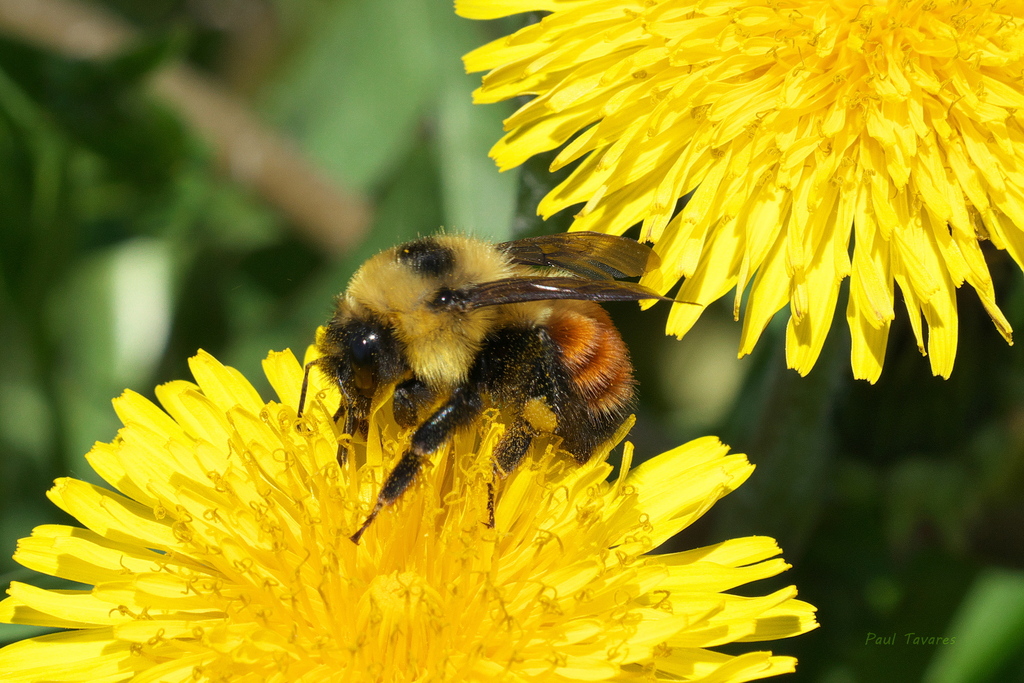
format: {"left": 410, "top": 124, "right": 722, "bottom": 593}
{"left": 0, "top": 0, "right": 371, "bottom": 254}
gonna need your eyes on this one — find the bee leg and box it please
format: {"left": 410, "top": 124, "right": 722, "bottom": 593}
{"left": 296, "top": 359, "right": 350, "bottom": 466}
{"left": 487, "top": 477, "right": 497, "bottom": 529}
{"left": 393, "top": 377, "right": 435, "bottom": 428}
{"left": 486, "top": 417, "right": 536, "bottom": 528}
{"left": 494, "top": 417, "right": 537, "bottom": 475}
{"left": 350, "top": 388, "right": 482, "bottom": 544}
{"left": 556, "top": 408, "right": 625, "bottom": 464}
{"left": 333, "top": 405, "right": 356, "bottom": 466}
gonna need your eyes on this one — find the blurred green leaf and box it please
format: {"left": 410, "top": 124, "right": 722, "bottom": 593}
{"left": 267, "top": 0, "right": 442, "bottom": 191}
{"left": 713, "top": 305, "right": 845, "bottom": 556}
{"left": 925, "top": 569, "right": 1024, "bottom": 683}
{"left": 436, "top": 69, "right": 516, "bottom": 241}
{"left": 267, "top": 0, "right": 517, "bottom": 240}
{"left": 0, "top": 36, "right": 189, "bottom": 189}
{"left": 0, "top": 623, "right": 57, "bottom": 646}
{"left": 885, "top": 458, "right": 976, "bottom": 553}
{"left": 430, "top": 6, "right": 517, "bottom": 241}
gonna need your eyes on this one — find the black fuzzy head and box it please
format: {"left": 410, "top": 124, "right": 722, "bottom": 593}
{"left": 321, "top": 316, "right": 406, "bottom": 398}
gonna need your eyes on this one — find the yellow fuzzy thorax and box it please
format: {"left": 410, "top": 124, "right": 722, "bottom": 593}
{"left": 343, "top": 234, "right": 543, "bottom": 389}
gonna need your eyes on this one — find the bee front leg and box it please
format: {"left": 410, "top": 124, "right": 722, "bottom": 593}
{"left": 327, "top": 388, "right": 366, "bottom": 467}
{"left": 336, "top": 406, "right": 356, "bottom": 466}
{"left": 393, "top": 377, "right": 435, "bottom": 428}
{"left": 350, "top": 387, "right": 482, "bottom": 543}
{"left": 295, "top": 358, "right": 360, "bottom": 466}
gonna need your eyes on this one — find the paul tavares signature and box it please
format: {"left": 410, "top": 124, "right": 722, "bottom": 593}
{"left": 865, "top": 632, "right": 957, "bottom": 646}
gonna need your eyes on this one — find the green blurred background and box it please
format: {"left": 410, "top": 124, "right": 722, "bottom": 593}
{"left": 1, "top": 1, "right": 1023, "bottom": 681}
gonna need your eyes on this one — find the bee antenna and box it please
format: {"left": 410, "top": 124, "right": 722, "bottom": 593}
{"left": 297, "top": 359, "right": 324, "bottom": 418}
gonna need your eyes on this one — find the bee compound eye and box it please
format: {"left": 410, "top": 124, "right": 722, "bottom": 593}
{"left": 350, "top": 330, "right": 380, "bottom": 367}
{"left": 430, "top": 287, "right": 466, "bottom": 310}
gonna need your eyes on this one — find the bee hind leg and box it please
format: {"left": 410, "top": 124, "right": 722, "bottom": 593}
{"left": 486, "top": 417, "right": 537, "bottom": 528}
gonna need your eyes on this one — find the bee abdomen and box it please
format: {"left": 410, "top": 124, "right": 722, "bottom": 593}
{"left": 546, "top": 303, "right": 634, "bottom": 416}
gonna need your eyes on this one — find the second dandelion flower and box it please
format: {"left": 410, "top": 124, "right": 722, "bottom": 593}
{"left": 459, "top": 0, "right": 1024, "bottom": 382}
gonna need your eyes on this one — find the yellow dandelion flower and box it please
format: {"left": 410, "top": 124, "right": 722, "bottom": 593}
{"left": 458, "top": 0, "right": 1024, "bottom": 382}
{"left": 0, "top": 348, "right": 816, "bottom": 682}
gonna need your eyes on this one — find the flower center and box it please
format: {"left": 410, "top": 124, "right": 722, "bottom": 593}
{"left": 367, "top": 570, "right": 434, "bottom": 618}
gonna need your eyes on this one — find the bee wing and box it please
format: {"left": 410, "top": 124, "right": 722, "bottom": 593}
{"left": 497, "top": 231, "right": 659, "bottom": 280}
{"left": 460, "top": 277, "right": 672, "bottom": 309}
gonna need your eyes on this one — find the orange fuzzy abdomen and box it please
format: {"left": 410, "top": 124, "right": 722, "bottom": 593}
{"left": 546, "top": 302, "right": 634, "bottom": 416}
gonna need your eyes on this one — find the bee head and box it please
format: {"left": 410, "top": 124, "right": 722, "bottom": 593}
{"left": 339, "top": 234, "right": 519, "bottom": 388}
{"left": 322, "top": 310, "right": 405, "bottom": 398}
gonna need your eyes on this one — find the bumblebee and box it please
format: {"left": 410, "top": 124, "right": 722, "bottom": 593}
{"left": 299, "top": 232, "right": 669, "bottom": 542}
